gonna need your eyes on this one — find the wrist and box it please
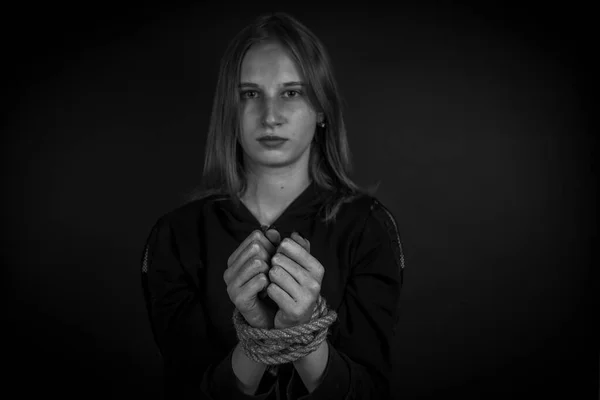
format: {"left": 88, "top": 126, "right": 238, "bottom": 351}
{"left": 292, "top": 340, "right": 329, "bottom": 393}
{"left": 232, "top": 342, "right": 267, "bottom": 395}
{"left": 293, "top": 339, "right": 328, "bottom": 365}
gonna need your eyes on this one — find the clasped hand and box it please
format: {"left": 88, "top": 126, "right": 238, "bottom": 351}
{"left": 267, "top": 231, "right": 324, "bottom": 330}
{"left": 224, "top": 229, "right": 324, "bottom": 330}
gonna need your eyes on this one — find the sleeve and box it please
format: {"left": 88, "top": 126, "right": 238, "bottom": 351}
{"left": 285, "top": 199, "right": 404, "bottom": 400}
{"left": 142, "top": 216, "right": 278, "bottom": 400}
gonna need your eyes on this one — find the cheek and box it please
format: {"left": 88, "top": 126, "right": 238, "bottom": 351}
{"left": 241, "top": 103, "right": 259, "bottom": 122}
{"left": 240, "top": 105, "right": 259, "bottom": 137}
{"left": 290, "top": 108, "right": 317, "bottom": 136}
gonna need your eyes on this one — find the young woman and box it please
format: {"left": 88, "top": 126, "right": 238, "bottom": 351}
{"left": 142, "top": 12, "right": 405, "bottom": 400}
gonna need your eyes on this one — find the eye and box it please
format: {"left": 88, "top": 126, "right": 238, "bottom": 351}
{"left": 284, "top": 90, "right": 301, "bottom": 98}
{"left": 241, "top": 90, "right": 258, "bottom": 99}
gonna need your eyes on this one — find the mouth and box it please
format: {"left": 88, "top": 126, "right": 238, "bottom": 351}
{"left": 257, "top": 135, "right": 288, "bottom": 142}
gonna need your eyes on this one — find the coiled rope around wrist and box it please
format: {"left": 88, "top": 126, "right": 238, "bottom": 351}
{"left": 232, "top": 295, "right": 337, "bottom": 371}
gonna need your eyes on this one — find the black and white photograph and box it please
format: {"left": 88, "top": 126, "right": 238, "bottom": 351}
{"left": 4, "top": 2, "right": 596, "bottom": 399}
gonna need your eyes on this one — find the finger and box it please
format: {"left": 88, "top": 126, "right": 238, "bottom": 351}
{"left": 271, "top": 252, "right": 311, "bottom": 288}
{"left": 267, "top": 282, "right": 296, "bottom": 311}
{"left": 223, "top": 241, "right": 268, "bottom": 286}
{"left": 227, "top": 231, "right": 259, "bottom": 267}
{"left": 276, "top": 237, "right": 321, "bottom": 279}
{"left": 268, "top": 262, "right": 302, "bottom": 302}
{"left": 290, "top": 232, "right": 310, "bottom": 253}
{"left": 237, "top": 272, "right": 269, "bottom": 305}
{"left": 224, "top": 240, "right": 270, "bottom": 285}
{"left": 265, "top": 229, "right": 281, "bottom": 247}
{"left": 227, "top": 230, "right": 275, "bottom": 268}
{"left": 231, "top": 258, "right": 269, "bottom": 290}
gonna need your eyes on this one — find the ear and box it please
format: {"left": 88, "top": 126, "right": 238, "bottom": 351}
{"left": 317, "top": 112, "right": 324, "bottom": 123}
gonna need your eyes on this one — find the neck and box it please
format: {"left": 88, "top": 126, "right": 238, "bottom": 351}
{"left": 240, "top": 162, "right": 312, "bottom": 224}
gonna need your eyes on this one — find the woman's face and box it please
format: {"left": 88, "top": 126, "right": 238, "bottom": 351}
{"left": 238, "top": 41, "right": 320, "bottom": 171}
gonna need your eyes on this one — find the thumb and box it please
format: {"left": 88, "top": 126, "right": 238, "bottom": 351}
{"left": 265, "top": 229, "right": 281, "bottom": 246}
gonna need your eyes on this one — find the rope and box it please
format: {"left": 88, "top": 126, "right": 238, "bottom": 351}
{"left": 232, "top": 295, "right": 337, "bottom": 371}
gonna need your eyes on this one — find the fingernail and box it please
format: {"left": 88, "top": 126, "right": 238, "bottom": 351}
{"left": 292, "top": 232, "right": 304, "bottom": 243}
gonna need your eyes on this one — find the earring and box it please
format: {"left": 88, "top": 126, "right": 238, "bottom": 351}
{"left": 318, "top": 121, "right": 325, "bottom": 128}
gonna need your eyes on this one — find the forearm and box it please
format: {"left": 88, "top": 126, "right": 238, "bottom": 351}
{"left": 292, "top": 340, "right": 329, "bottom": 393}
{"left": 232, "top": 341, "right": 268, "bottom": 395}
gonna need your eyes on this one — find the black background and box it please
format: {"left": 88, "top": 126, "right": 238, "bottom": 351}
{"left": 4, "top": 1, "right": 597, "bottom": 399}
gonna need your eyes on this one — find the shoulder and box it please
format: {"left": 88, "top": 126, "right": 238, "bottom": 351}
{"left": 342, "top": 193, "right": 405, "bottom": 269}
{"left": 146, "top": 193, "right": 228, "bottom": 239}
{"left": 336, "top": 192, "right": 399, "bottom": 229}
{"left": 166, "top": 193, "right": 228, "bottom": 222}
{"left": 367, "top": 197, "right": 401, "bottom": 238}
{"left": 358, "top": 195, "right": 400, "bottom": 240}
{"left": 332, "top": 192, "right": 402, "bottom": 240}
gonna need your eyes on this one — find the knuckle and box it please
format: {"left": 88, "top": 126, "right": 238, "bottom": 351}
{"left": 251, "top": 230, "right": 263, "bottom": 241}
{"left": 252, "top": 258, "right": 264, "bottom": 271}
{"left": 250, "top": 257, "right": 261, "bottom": 267}
{"left": 244, "top": 258, "right": 259, "bottom": 273}
{"left": 258, "top": 246, "right": 269, "bottom": 260}
{"left": 258, "top": 262, "right": 269, "bottom": 274}
{"left": 271, "top": 254, "right": 280, "bottom": 264}
{"left": 250, "top": 241, "right": 261, "bottom": 254}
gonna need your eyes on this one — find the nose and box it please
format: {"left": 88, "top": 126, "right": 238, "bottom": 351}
{"left": 261, "top": 97, "right": 284, "bottom": 128}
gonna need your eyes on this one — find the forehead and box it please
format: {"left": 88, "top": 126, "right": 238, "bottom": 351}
{"left": 240, "top": 41, "right": 303, "bottom": 83}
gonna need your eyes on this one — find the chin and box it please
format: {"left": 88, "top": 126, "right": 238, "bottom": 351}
{"left": 244, "top": 143, "right": 311, "bottom": 169}
{"left": 259, "top": 155, "right": 296, "bottom": 168}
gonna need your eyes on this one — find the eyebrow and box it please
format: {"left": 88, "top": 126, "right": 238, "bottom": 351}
{"left": 238, "top": 81, "right": 306, "bottom": 88}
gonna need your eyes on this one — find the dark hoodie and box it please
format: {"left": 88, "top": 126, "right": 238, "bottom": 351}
{"left": 141, "top": 181, "right": 405, "bottom": 399}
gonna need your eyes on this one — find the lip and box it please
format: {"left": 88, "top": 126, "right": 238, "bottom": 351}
{"left": 257, "top": 136, "right": 288, "bottom": 149}
{"left": 257, "top": 136, "right": 288, "bottom": 141}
